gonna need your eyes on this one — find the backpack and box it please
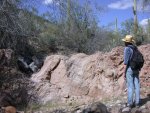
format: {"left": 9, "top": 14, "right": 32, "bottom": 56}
{"left": 128, "top": 45, "right": 144, "bottom": 70}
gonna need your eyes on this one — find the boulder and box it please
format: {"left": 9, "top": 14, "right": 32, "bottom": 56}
{"left": 31, "top": 44, "right": 150, "bottom": 105}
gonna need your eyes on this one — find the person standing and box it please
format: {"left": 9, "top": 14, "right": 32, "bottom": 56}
{"left": 122, "top": 35, "right": 140, "bottom": 108}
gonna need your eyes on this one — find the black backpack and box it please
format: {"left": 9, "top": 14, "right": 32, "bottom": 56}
{"left": 128, "top": 45, "right": 144, "bottom": 70}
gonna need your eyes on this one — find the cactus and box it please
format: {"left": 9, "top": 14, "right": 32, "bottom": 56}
{"left": 67, "top": 0, "right": 71, "bottom": 29}
{"left": 133, "top": 0, "right": 138, "bottom": 37}
{"left": 115, "top": 17, "right": 118, "bottom": 33}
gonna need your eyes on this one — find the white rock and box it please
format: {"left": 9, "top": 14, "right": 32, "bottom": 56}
{"left": 122, "top": 107, "right": 131, "bottom": 112}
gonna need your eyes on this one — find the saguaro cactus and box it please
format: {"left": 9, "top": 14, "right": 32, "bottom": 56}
{"left": 133, "top": 0, "right": 138, "bottom": 37}
{"left": 115, "top": 17, "right": 118, "bottom": 33}
{"left": 67, "top": 0, "right": 71, "bottom": 29}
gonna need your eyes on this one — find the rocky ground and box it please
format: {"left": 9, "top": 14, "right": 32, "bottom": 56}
{"left": 25, "top": 86, "right": 150, "bottom": 113}
{"left": 105, "top": 86, "right": 150, "bottom": 113}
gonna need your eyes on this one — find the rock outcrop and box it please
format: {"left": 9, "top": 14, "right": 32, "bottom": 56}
{"left": 31, "top": 44, "right": 150, "bottom": 105}
{"left": 139, "top": 44, "right": 150, "bottom": 87}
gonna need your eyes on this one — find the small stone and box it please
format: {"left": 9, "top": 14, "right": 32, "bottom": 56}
{"left": 110, "top": 104, "right": 113, "bottom": 107}
{"left": 117, "top": 103, "right": 121, "bottom": 106}
{"left": 122, "top": 105, "right": 126, "bottom": 108}
{"left": 139, "top": 105, "right": 146, "bottom": 110}
{"left": 76, "top": 110, "right": 82, "bottom": 113}
{"left": 122, "top": 107, "right": 131, "bottom": 112}
{"left": 123, "top": 96, "right": 127, "bottom": 99}
{"left": 64, "top": 94, "right": 70, "bottom": 98}
{"left": 116, "top": 100, "right": 121, "bottom": 104}
{"left": 121, "top": 103, "right": 127, "bottom": 108}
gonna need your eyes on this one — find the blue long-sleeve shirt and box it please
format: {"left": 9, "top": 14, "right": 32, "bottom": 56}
{"left": 124, "top": 46, "right": 133, "bottom": 65}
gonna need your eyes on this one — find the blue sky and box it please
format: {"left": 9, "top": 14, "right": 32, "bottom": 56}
{"left": 38, "top": 0, "right": 150, "bottom": 28}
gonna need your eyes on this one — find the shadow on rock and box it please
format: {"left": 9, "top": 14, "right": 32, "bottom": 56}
{"left": 0, "top": 87, "right": 31, "bottom": 110}
{"left": 140, "top": 94, "right": 150, "bottom": 106}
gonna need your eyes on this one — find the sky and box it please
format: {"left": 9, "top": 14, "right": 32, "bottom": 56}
{"left": 37, "top": 0, "right": 150, "bottom": 28}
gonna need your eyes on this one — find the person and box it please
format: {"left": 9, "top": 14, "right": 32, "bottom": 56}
{"left": 122, "top": 35, "right": 140, "bottom": 108}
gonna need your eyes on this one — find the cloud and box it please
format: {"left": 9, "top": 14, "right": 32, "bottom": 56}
{"left": 108, "top": 0, "right": 133, "bottom": 10}
{"left": 140, "top": 18, "right": 150, "bottom": 26}
{"left": 43, "top": 0, "right": 53, "bottom": 5}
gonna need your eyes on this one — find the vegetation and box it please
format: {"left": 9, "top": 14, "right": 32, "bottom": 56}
{"left": 0, "top": 0, "right": 150, "bottom": 56}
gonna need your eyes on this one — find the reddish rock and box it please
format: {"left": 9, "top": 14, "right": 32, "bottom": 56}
{"left": 31, "top": 44, "right": 150, "bottom": 104}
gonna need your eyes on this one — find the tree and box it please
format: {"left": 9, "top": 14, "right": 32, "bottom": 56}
{"left": 43, "top": 0, "right": 103, "bottom": 53}
{"left": 121, "top": 18, "right": 145, "bottom": 45}
{"left": 0, "top": 0, "right": 43, "bottom": 55}
{"left": 121, "top": 18, "right": 134, "bottom": 36}
{"left": 131, "top": 0, "right": 148, "bottom": 45}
